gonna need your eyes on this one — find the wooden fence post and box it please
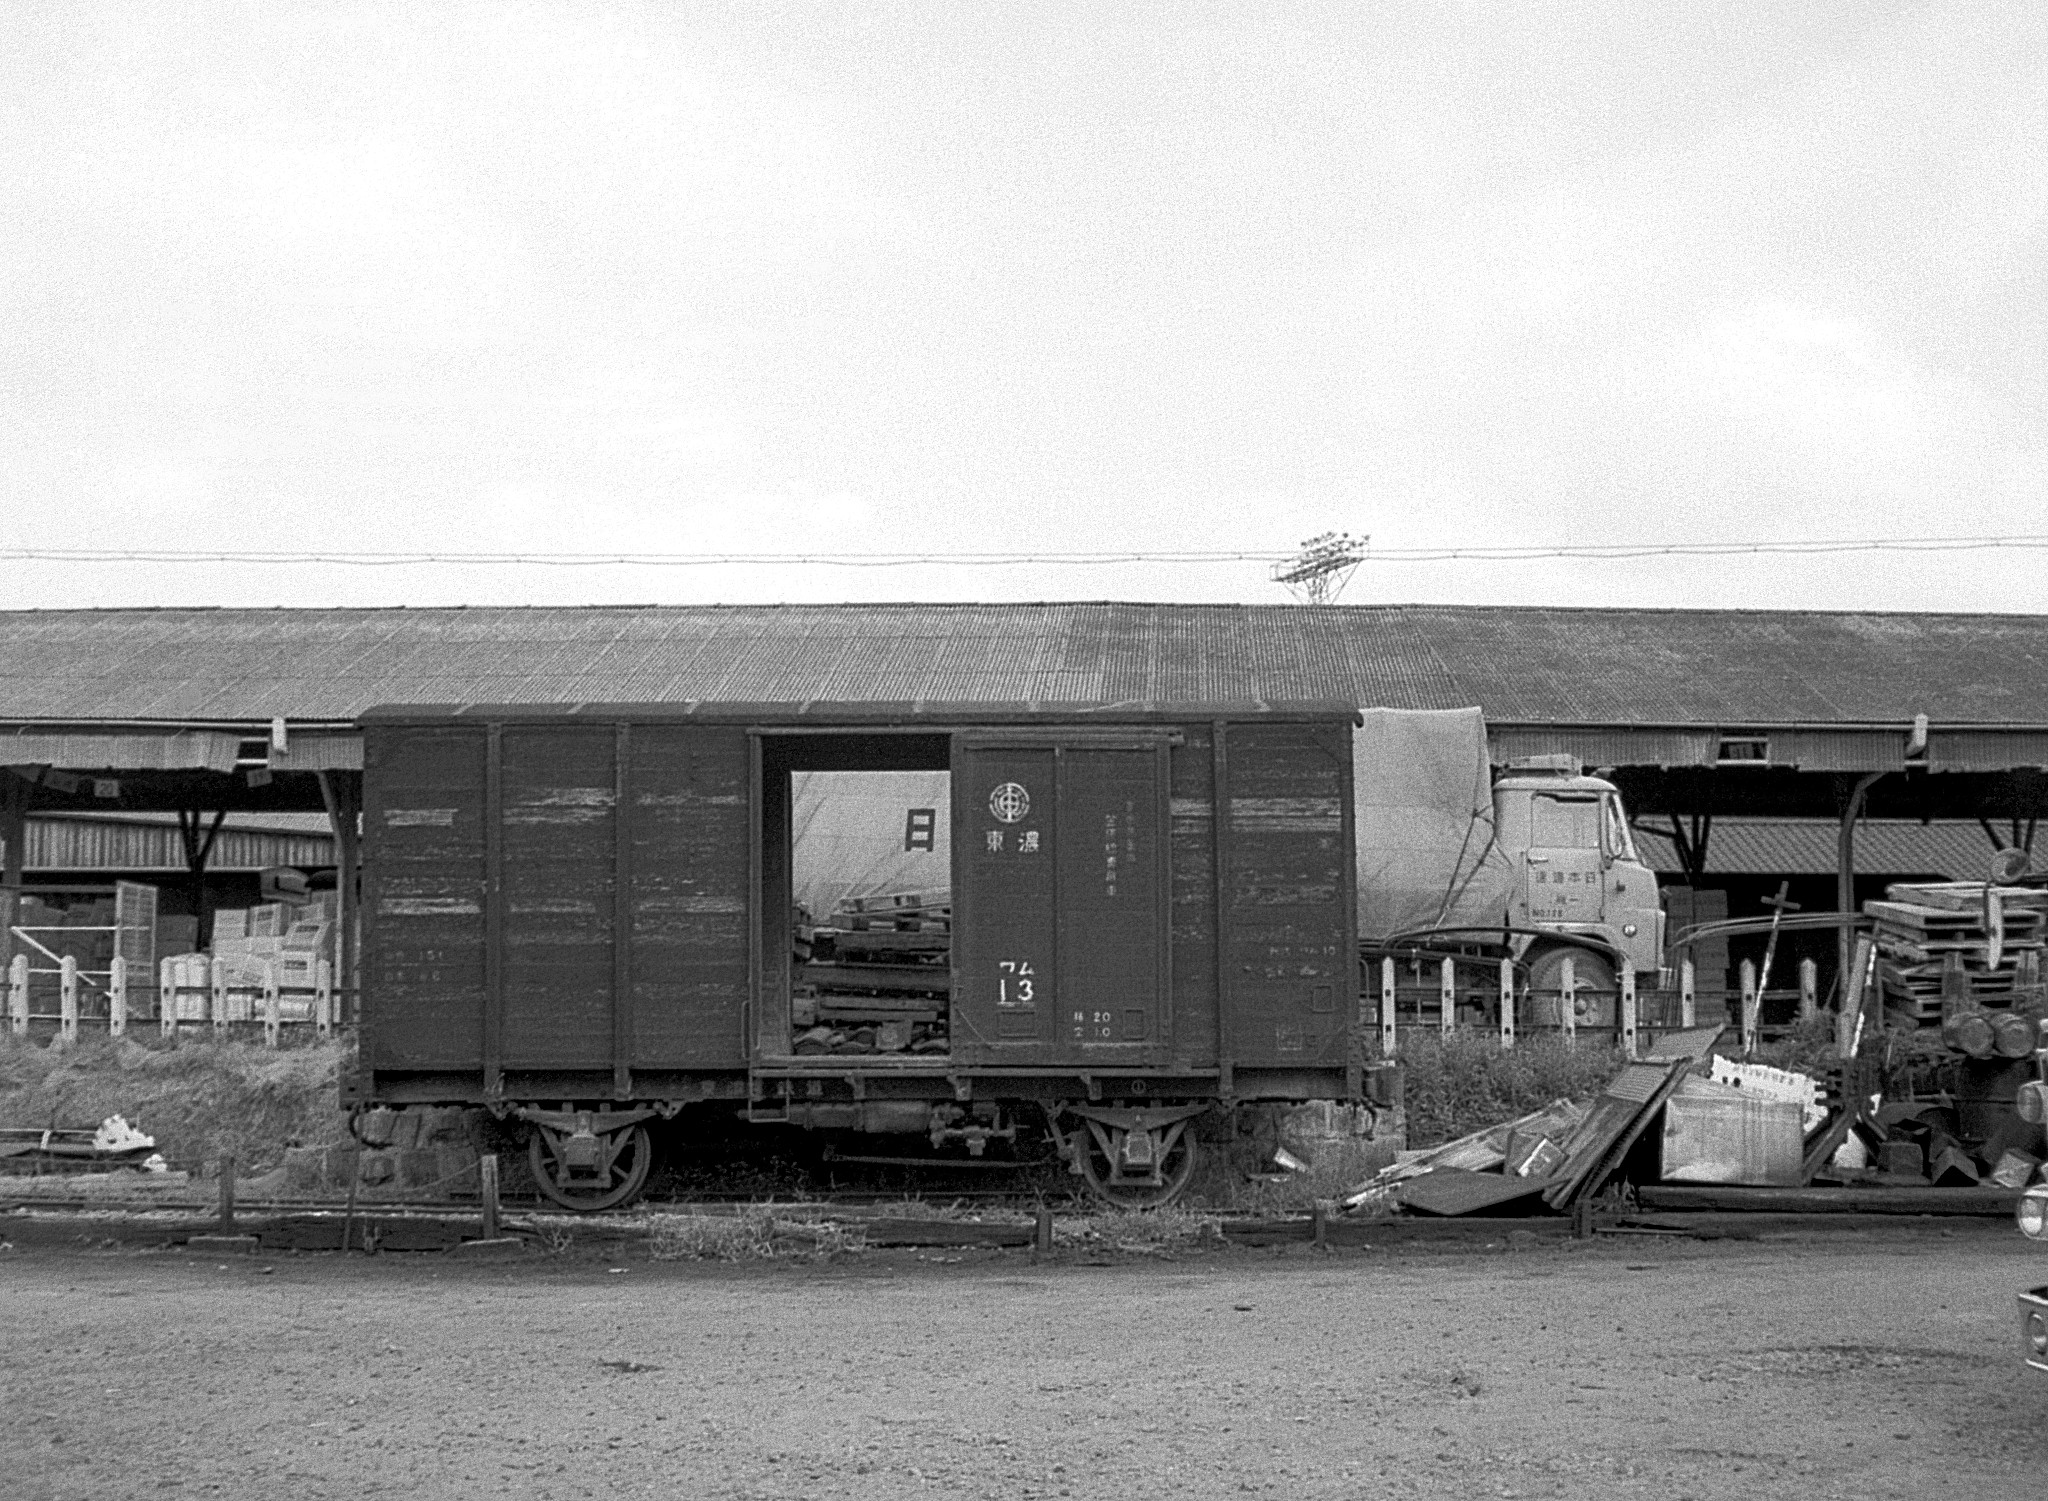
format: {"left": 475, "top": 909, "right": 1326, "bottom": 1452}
{"left": 211, "top": 959, "right": 228, "bottom": 1035}
{"left": 1798, "top": 958, "right": 1818, "bottom": 1020}
{"left": 1498, "top": 958, "right": 1515, "bottom": 1049}
{"left": 1560, "top": 955, "right": 1577, "bottom": 1043}
{"left": 8, "top": 954, "right": 27, "bottom": 1035}
{"left": 1680, "top": 957, "right": 1696, "bottom": 1029}
{"left": 1380, "top": 957, "right": 1397, "bottom": 1061}
{"left": 263, "top": 971, "right": 281, "bottom": 1049}
{"left": 59, "top": 955, "right": 78, "bottom": 1043}
{"left": 315, "top": 958, "right": 333, "bottom": 1039}
{"left": 1740, "top": 958, "right": 1759, "bottom": 1056}
{"left": 480, "top": 1153, "right": 501, "bottom": 1241}
{"left": 1439, "top": 957, "right": 1455, "bottom": 1035}
{"left": 1619, "top": 966, "right": 1637, "bottom": 1059}
{"left": 159, "top": 958, "right": 176, "bottom": 1037}
{"left": 109, "top": 955, "right": 126, "bottom": 1038}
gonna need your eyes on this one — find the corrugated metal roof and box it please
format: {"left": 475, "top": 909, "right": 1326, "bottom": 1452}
{"left": 0, "top": 604, "right": 2045, "bottom": 731}
{"left": 1632, "top": 818, "right": 2004, "bottom": 878}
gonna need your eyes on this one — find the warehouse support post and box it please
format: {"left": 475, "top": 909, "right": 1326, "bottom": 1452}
{"left": 1836, "top": 771, "right": 1883, "bottom": 1003}
{"left": 1, "top": 771, "right": 23, "bottom": 888}
{"left": 318, "top": 770, "right": 361, "bottom": 1025}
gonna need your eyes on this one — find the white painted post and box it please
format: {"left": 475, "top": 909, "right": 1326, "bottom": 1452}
{"left": 1380, "top": 956, "right": 1397, "bottom": 1061}
{"left": 109, "top": 955, "right": 126, "bottom": 1037}
{"left": 1439, "top": 957, "right": 1455, "bottom": 1035}
{"left": 1560, "top": 955, "right": 1577, "bottom": 1043}
{"left": 1840, "top": 934, "right": 1875, "bottom": 1061}
{"left": 1740, "top": 958, "right": 1759, "bottom": 1056}
{"left": 59, "top": 955, "right": 78, "bottom": 1042}
{"left": 1680, "top": 957, "right": 1696, "bottom": 1029}
{"left": 315, "top": 958, "right": 333, "bottom": 1039}
{"left": 1798, "top": 958, "right": 1818, "bottom": 1020}
{"left": 263, "top": 971, "right": 281, "bottom": 1048}
{"left": 8, "top": 954, "right": 27, "bottom": 1035}
{"left": 1619, "top": 966, "right": 1637, "bottom": 1059}
{"left": 159, "top": 958, "right": 176, "bottom": 1037}
{"left": 211, "top": 958, "right": 228, "bottom": 1034}
{"left": 1498, "top": 957, "right": 1515, "bottom": 1049}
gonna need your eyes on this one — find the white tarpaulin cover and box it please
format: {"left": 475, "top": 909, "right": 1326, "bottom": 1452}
{"left": 1354, "top": 707, "right": 1515, "bottom": 942}
{"left": 791, "top": 771, "right": 951, "bottom": 919}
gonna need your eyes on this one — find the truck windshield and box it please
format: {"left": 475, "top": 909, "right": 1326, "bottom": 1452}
{"left": 1530, "top": 795, "right": 1600, "bottom": 848}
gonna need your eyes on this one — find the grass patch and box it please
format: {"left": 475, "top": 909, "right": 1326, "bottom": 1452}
{"left": 1396, "top": 1031, "right": 1628, "bottom": 1148}
{"left": 0, "top": 1031, "right": 352, "bottom": 1174}
{"left": 1053, "top": 1205, "right": 1224, "bottom": 1255}
{"left": 646, "top": 1207, "right": 868, "bottom": 1262}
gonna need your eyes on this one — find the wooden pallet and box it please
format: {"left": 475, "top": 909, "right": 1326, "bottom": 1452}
{"left": 1884, "top": 882, "right": 2048, "bottom": 913}
{"left": 1866, "top": 899, "right": 2046, "bottom": 935}
{"left": 831, "top": 930, "right": 951, "bottom": 958}
{"left": 799, "top": 962, "right": 954, "bottom": 997}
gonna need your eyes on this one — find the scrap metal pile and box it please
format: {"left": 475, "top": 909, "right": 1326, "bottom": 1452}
{"left": 0, "top": 1115, "right": 161, "bottom": 1176}
{"left": 1343, "top": 1023, "right": 2048, "bottom": 1219}
{"left": 792, "top": 891, "right": 952, "bottom": 1056}
{"left": 1340, "top": 1028, "right": 1730, "bottom": 1218}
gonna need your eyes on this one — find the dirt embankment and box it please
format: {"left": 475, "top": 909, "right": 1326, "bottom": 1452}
{"left": 0, "top": 1033, "right": 353, "bottom": 1175}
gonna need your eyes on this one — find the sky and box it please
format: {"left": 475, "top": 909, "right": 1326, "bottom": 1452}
{"left": 2, "top": 2, "right": 2044, "bottom": 612}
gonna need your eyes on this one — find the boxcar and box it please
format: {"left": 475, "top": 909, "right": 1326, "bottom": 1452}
{"left": 345, "top": 701, "right": 1362, "bottom": 1208}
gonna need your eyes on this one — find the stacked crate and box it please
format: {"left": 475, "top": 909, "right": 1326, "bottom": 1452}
{"left": 1869, "top": 881, "right": 2048, "bottom": 1024}
{"left": 792, "top": 889, "right": 952, "bottom": 1055}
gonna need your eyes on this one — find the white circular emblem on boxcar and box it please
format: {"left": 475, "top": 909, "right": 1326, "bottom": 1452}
{"left": 988, "top": 782, "right": 1030, "bottom": 823}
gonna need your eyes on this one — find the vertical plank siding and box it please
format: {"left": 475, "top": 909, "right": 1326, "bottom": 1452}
{"left": 1219, "top": 722, "right": 1352, "bottom": 1068}
{"left": 628, "top": 726, "right": 750, "bottom": 1069}
{"left": 363, "top": 728, "right": 488, "bottom": 1069}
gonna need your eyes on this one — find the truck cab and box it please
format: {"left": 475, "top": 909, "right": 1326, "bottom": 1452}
{"left": 1492, "top": 755, "right": 1665, "bottom": 983}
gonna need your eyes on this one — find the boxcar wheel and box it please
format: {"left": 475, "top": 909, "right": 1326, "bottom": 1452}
{"left": 1075, "top": 1123, "right": 1198, "bottom": 1210}
{"left": 529, "top": 1122, "right": 653, "bottom": 1212}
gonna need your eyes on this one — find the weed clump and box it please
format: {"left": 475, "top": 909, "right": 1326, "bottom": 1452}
{"left": 646, "top": 1208, "right": 867, "bottom": 1262}
{"left": 1395, "top": 1031, "right": 1627, "bottom": 1148}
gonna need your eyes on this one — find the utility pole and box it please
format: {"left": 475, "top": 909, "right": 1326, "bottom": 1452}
{"left": 1271, "top": 532, "right": 1368, "bottom": 604}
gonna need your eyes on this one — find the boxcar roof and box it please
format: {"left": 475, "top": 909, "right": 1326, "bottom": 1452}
{"left": 2, "top": 602, "right": 2047, "bottom": 728}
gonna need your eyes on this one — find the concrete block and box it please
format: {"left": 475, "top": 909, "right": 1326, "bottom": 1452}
{"left": 421, "top": 1107, "right": 471, "bottom": 1145}
{"left": 388, "top": 1110, "right": 424, "bottom": 1152}
{"left": 185, "top": 1234, "right": 259, "bottom": 1254}
{"left": 435, "top": 1144, "right": 480, "bottom": 1192}
{"left": 358, "top": 1150, "right": 395, "bottom": 1186}
{"left": 398, "top": 1146, "right": 443, "bottom": 1189}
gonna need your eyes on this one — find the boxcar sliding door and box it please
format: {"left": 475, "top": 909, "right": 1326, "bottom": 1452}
{"left": 950, "top": 732, "right": 1172, "bottom": 1067}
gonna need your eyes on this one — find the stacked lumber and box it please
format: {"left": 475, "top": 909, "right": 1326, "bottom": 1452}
{"left": 792, "top": 890, "right": 952, "bottom": 1056}
{"left": 1868, "top": 882, "right": 2048, "bottom": 1023}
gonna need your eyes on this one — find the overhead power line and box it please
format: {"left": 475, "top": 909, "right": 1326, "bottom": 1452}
{"left": 4, "top": 534, "right": 2048, "bottom": 568}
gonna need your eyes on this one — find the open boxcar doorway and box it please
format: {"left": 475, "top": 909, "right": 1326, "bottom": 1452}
{"left": 756, "top": 733, "right": 953, "bottom": 1061}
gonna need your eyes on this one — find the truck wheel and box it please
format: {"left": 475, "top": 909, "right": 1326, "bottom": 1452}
{"left": 1522, "top": 947, "right": 1617, "bottom": 1031}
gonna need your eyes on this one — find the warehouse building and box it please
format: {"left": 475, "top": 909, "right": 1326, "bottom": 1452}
{"left": 2, "top": 604, "right": 2044, "bottom": 1013}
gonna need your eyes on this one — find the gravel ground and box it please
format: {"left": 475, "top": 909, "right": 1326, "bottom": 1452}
{"left": 3, "top": 1223, "right": 2045, "bottom": 1500}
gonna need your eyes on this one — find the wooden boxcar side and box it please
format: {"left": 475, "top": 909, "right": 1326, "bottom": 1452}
{"left": 353, "top": 705, "right": 1357, "bottom": 1114}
